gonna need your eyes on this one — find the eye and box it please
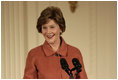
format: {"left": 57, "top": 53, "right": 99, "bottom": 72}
{"left": 42, "top": 26, "right": 47, "bottom": 29}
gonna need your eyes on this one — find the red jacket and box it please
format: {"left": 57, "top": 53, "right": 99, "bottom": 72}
{"left": 23, "top": 37, "right": 88, "bottom": 79}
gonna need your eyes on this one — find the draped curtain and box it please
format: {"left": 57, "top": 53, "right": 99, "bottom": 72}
{"left": 1, "top": 1, "right": 117, "bottom": 79}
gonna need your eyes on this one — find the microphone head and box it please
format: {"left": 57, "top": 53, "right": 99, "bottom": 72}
{"left": 60, "top": 58, "right": 70, "bottom": 70}
{"left": 72, "top": 58, "right": 82, "bottom": 68}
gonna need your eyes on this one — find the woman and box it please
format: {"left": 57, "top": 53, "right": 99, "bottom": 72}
{"left": 23, "top": 6, "right": 88, "bottom": 79}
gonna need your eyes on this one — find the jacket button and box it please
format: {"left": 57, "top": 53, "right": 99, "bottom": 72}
{"left": 55, "top": 53, "right": 59, "bottom": 57}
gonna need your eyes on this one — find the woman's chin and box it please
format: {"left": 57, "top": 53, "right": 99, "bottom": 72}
{"left": 46, "top": 40, "right": 54, "bottom": 44}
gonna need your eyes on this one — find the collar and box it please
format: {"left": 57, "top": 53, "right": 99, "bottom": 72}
{"left": 42, "top": 37, "right": 68, "bottom": 57}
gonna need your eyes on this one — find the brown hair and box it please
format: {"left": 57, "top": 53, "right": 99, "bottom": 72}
{"left": 36, "top": 6, "right": 66, "bottom": 34}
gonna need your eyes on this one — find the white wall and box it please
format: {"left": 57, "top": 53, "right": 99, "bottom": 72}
{"left": 1, "top": 1, "right": 117, "bottom": 79}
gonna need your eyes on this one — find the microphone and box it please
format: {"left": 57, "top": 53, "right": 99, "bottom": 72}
{"left": 60, "top": 58, "right": 70, "bottom": 76}
{"left": 72, "top": 58, "right": 82, "bottom": 73}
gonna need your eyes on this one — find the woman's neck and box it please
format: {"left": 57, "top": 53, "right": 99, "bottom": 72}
{"left": 49, "top": 37, "right": 61, "bottom": 52}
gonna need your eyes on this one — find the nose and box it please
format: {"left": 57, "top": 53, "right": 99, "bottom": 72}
{"left": 46, "top": 28, "right": 51, "bottom": 34}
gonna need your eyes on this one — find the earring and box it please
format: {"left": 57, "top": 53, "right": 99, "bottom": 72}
{"left": 60, "top": 32, "right": 62, "bottom": 35}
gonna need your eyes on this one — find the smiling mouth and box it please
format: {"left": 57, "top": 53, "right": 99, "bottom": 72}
{"left": 47, "top": 34, "right": 55, "bottom": 39}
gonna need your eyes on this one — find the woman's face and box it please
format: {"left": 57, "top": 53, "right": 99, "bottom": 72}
{"left": 42, "top": 19, "right": 62, "bottom": 44}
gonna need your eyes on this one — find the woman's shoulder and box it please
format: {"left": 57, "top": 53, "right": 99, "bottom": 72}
{"left": 27, "top": 45, "right": 43, "bottom": 56}
{"left": 67, "top": 44, "right": 82, "bottom": 56}
{"left": 67, "top": 44, "right": 80, "bottom": 52}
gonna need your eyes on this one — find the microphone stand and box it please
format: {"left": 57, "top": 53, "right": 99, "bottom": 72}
{"left": 74, "top": 69, "right": 81, "bottom": 78}
{"left": 69, "top": 69, "right": 74, "bottom": 79}
{"left": 69, "top": 67, "right": 76, "bottom": 79}
{"left": 64, "top": 69, "right": 74, "bottom": 79}
{"left": 69, "top": 67, "right": 82, "bottom": 79}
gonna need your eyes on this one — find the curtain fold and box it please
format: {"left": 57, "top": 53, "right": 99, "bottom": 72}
{"left": 1, "top": 1, "right": 26, "bottom": 78}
